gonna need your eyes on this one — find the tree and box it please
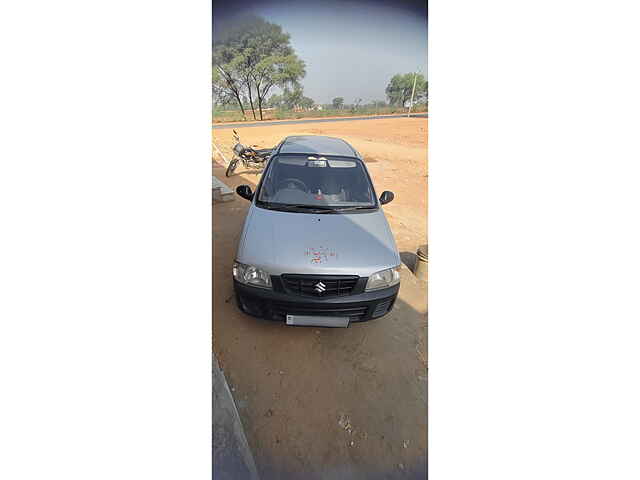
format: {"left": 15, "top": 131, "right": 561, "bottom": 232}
{"left": 212, "top": 15, "right": 306, "bottom": 120}
{"left": 332, "top": 97, "right": 344, "bottom": 109}
{"left": 385, "top": 73, "right": 427, "bottom": 107}
{"left": 282, "top": 85, "right": 304, "bottom": 109}
{"left": 212, "top": 68, "right": 236, "bottom": 108}
{"left": 299, "top": 96, "right": 315, "bottom": 110}
{"left": 267, "top": 93, "right": 283, "bottom": 108}
{"left": 212, "top": 55, "right": 248, "bottom": 120}
{"left": 252, "top": 54, "right": 305, "bottom": 118}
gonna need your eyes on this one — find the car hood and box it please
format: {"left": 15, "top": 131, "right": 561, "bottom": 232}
{"left": 236, "top": 205, "right": 400, "bottom": 277}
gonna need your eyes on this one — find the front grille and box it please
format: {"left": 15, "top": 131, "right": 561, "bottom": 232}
{"left": 272, "top": 301, "right": 368, "bottom": 321}
{"left": 281, "top": 274, "right": 359, "bottom": 297}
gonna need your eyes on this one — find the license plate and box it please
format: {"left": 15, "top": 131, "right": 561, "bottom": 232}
{"left": 286, "top": 315, "right": 349, "bottom": 328}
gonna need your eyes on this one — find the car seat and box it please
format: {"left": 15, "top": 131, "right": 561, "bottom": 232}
{"left": 318, "top": 170, "right": 346, "bottom": 202}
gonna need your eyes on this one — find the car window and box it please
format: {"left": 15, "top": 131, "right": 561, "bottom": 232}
{"left": 257, "top": 155, "right": 376, "bottom": 210}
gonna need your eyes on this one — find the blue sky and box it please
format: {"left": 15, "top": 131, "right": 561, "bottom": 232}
{"left": 216, "top": 0, "right": 427, "bottom": 105}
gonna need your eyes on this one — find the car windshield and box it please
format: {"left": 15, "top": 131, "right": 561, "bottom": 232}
{"left": 257, "top": 156, "right": 376, "bottom": 211}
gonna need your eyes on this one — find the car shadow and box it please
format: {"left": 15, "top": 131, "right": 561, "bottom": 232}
{"left": 400, "top": 251, "right": 418, "bottom": 273}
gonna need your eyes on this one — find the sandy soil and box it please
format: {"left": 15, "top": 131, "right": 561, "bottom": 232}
{"left": 213, "top": 117, "right": 427, "bottom": 479}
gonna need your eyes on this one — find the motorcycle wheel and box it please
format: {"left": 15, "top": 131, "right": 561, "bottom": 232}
{"left": 226, "top": 158, "right": 239, "bottom": 177}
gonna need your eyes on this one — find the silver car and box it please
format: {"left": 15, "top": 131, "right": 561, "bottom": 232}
{"left": 233, "top": 135, "right": 400, "bottom": 327}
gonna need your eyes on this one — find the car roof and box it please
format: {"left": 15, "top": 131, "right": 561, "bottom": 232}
{"left": 277, "top": 135, "right": 360, "bottom": 157}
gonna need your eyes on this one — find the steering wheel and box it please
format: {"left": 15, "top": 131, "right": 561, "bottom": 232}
{"left": 276, "top": 178, "right": 308, "bottom": 192}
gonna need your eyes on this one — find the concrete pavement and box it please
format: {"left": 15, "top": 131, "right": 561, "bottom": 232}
{"left": 213, "top": 354, "right": 260, "bottom": 480}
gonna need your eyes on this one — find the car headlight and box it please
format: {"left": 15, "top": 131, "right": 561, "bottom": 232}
{"left": 233, "top": 262, "right": 272, "bottom": 289}
{"left": 365, "top": 266, "right": 401, "bottom": 291}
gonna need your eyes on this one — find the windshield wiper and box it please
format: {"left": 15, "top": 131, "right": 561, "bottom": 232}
{"left": 331, "top": 205, "right": 376, "bottom": 212}
{"left": 262, "top": 203, "right": 334, "bottom": 213}
{"left": 261, "top": 203, "right": 375, "bottom": 213}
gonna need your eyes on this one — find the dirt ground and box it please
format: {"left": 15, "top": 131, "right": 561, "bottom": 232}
{"left": 213, "top": 117, "right": 428, "bottom": 479}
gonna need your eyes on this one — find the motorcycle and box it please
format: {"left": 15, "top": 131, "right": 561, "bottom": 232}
{"left": 225, "top": 129, "right": 273, "bottom": 177}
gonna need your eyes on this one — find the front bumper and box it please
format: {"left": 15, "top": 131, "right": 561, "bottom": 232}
{"left": 233, "top": 280, "right": 399, "bottom": 323}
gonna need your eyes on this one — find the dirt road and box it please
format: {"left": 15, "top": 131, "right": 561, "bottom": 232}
{"left": 213, "top": 117, "right": 428, "bottom": 479}
{"left": 212, "top": 112, "right": 427, "bottom": 128}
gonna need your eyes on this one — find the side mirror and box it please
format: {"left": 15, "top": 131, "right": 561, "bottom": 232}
{"left": 379, "top": 191, "right": 394, "bottom": 205}
{"left": 236, "top": 185, "right": 253, "bottom": 201}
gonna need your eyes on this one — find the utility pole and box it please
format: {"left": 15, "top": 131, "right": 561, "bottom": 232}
{"left": 408, "top": 69, "right": 419, "bottom": 117}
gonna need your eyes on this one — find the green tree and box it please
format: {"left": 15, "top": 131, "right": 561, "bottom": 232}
{"left": 299, "top": 96, "right": 315, "bottom": 109}
{"left": 253, "top": 54, "right": 305, "bottom": 118}
{"left": 212, "top": 55, "right": 248, "bottom": 120}
{"left": 267, "top": 93, "right": 283, "bottom": 108}
{"left": 385, "top": 73, "right": 427, "bottom": 107}
{"left": 212, "top": 68, "right": 227, "bottom": 108}
{"left": 282, "top": 85, "right": 304, "bottom": 109}
{"left": 213, "top": 15, "right": 306, "bottom": 120}
{"left": 332, "top": 97, "right": 344, "bottom": 109}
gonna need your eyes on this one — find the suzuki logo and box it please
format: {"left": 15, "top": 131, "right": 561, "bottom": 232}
{"left": 314, "top": 281, "right": 326, "bottom": 293}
